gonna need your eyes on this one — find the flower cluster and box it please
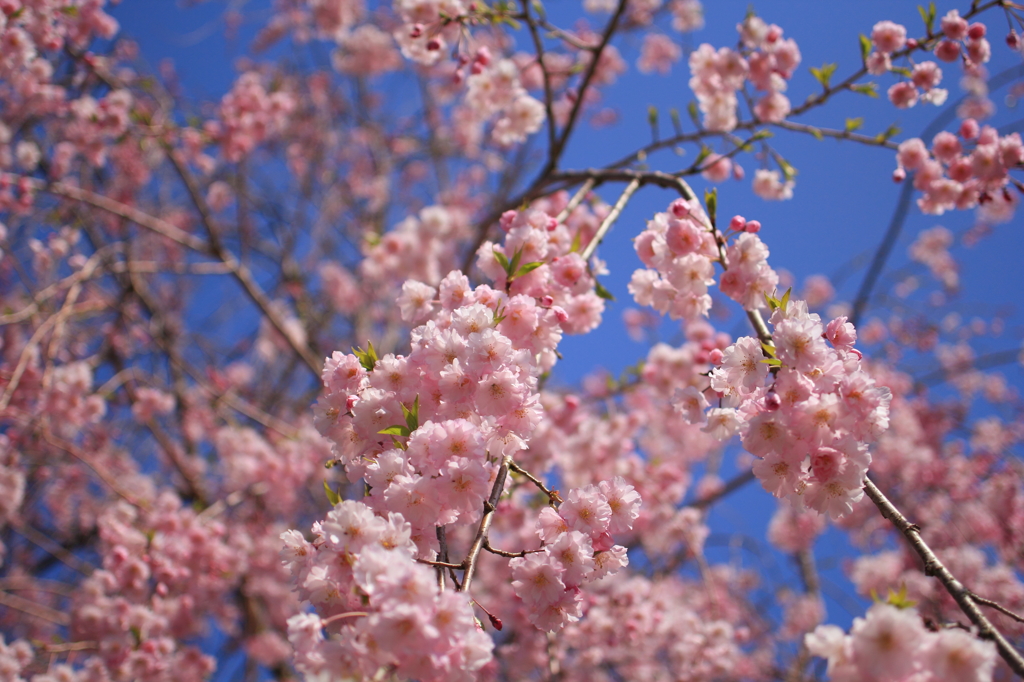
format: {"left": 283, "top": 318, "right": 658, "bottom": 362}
{"left": 464, "top": 56, "right": 547, "bottom": 146}
{"left": 688, "top": 14, "right": 800, "bottom": 132}
{"left": 703, "top": 301, "right": 891, "bottom": 519}
{"left": 282, "top": 501, "right": 491, "bottom": 681}
{"left": 211, "top": 72, "right": 297, "bottom": 163}
{"left": 894, "top": 119, "right": 1024, "bottom": 217}
{"left": 629, "top": 201, "right": 778, "bottom": 320}
{"left": 806, "top": 602, "right": 997, "bottom": 682}
{"left": 509, "top": 477, "right": 640, "bottom": 630}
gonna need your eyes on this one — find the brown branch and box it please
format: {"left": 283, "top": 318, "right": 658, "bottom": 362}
{"left": 459, "top": 455, "right": 512, "bottom": 593}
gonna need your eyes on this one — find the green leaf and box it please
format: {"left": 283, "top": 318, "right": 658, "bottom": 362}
{"left": 844, "top": 117, "right": 864, "bottom": 133}
{"left": 352, "top": 341, "right": 378, "bottom": 372}
{"left": 513, "top": 261, "right": 544, "bottom": 278}
{"left": 379, "top": 425, "right": 411, "bottom": 437}
{"left": 493, "top": 247, "right": 511, "bottom": 274}
{"left": 670, "top": 107, "right": 683, "bottom": 136}
{"left": 858, "top": 34, "right": 872, "bottom": 61}
{"left": 850, "top": 82, "right": 879, "bottom": 98}
{"left": 763, "top": 291, "right": 780, "bottom": 310}
{"left": 508, "top": 246, "right": 524, "bottom": 278}
{"left": 875, "top": 123, "right": 901, "bottom": 143}
{"left": 324, "top": 480, "right": 341, "bottom": 506}
{"left": 686, "top": 101, "right": 701, "bottom": 128}
{"left": 595, "top": 280, "right": 615, "bottom": 301}
{"left": 809, "top": 63, "right": 838, "bottom": 88}
{"left": 760, "top": 358, "right": 783, "bottom": 366}
{"left": 693, "top": 145, "right": 712, "bottom": 167}
{"left": 530, "top": 0, "right": 545, "bottom": 18}
{"left": 569, "top": 230, "right": 583, "bottom": 253}
{"left": 60, "top": 5, "right": 80, "bottom": 16}
{"left": 703, "top": 188, "right": 717, "bottom": 225}
{"left": 890, "top": 66, "right": 912, "bottom": 78}
{"left": 780, "top": 287, "right": 792, "bottom": 311}
{"left": 760, "top": 341, "right": 777, "bottom": 357}
{"left": 810, "top": 127, "right": 824, "bottom": 141}
{"left": 777, "top": 158, "right": 797, "bottom": 182}
{"left": 918, "top": 3, "right": 936, "bottom": 34}
{"left": 402, "top": 396, "right": 419, "bottom": 433}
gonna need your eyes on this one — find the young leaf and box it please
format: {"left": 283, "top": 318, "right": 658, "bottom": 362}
{"left": 493, "top": 247, "right": 511, "bottom": 274}
{"left": 918, "top": 3, "right": 935, "bottom": 34}
{"left": 670, "top": 107, "right": 683, "bottom": 136}
{"left": 845, "top": 117, "right": 864, "bottom": 132}
{"left": 513, "top": 261, "right": 544, "bottom": 278}
{"left": 858, "top": 33, "right": 872, "bottom": 61}
{"left": 760, "top": 341, "right": 777, "bottom": 357}
{"left": 352, "top": 342, "right": 379, "bottom": 371}
{"left": 687, "top": 101, "right": 701, "bottom": 128}
{"left": 760, "top": 357, "right": 783, "bottom": 366}
{"left": 704, "top": 188, "right": 717, "bottom": 225}
{"left": 508, "top": 246, "right": 524, "bottom": 278}
{"left": 780, "top": 287, "right": 792, "bottom": 311}
{"left": 595, "top": 280, "right": 615, "bottom": 301}
{"left": 809, "top": 63, "right": 838, "bottom": 88}
{"left": 379, "top": 425, "right": 411, "bottom": 437}
{"left": 324, "top": 480, "right": 341, "bottom": 506}
{"left": 402, "top": 396, "right": 419, "bottom": 433}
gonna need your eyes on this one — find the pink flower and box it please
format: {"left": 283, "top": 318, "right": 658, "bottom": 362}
{"left": 560, "top": 485, "right": 612, "bottom": 536}
{"left": 547, "top": 531, "right": 595, "bottom": 586}
{"left": 940, "top": 10, "right": 969, "bottom": 40}
{"left": 672, "top": 385, "right": 709, "bottom": 423}
{"left": 510, "top": 553, "right": 566, "bottom": 606}
{"left": 871, "top": 21, "right": 907, "bottom": 54}
{"left": 752, "top": 169, "right": 794, "bottom": 200}
{"left": 850, "top": 603, "right": 928, "bottom": 681}
{"left": 599, "top": 477, "right": 642, "bottom": 533}
{"left": 924, "top": 627, "right": 996, "bottom": 682}
{"left": 888, "top": 81, "right": 919, "bottom": 109}
{"left": 637, "top": 33, "right": 681, "bottom": 75}
{"left": 710, "top": 336, "right": 769, "bottom": 393}
{"left": 700, "top": 154, "right": 732, "bottom": 183}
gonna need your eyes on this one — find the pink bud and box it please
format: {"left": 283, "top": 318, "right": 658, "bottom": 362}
{"left": 564, "top": 394, "right": 580, "bottom": 410}
{"left": 552, "top": 306, "right": 569, "bottom": 324}
{"left": 426, "top": 39, "right": 441, "bottom": 51}
{"left": 346, "top": 395, "right": 359, "bottom": 412}
{"left": 766, "top": 25, "right": 782, "bottom": 43}
{"left": 959, "top": 118, "right": 979, "bottom": 139}
{"left": 709, "top": 348, "right": 724, "bottom": 365}
{"left": 934, "top": 39, "right": 961, "bottom": 62}
{"left": 967, "top": 22, "right": 986, "bottom": 40}
{"left": 728, "top": 215, "right": 747, "bottom": 231}
{"left": 744, "top": 219, "right": 761, "bottom": 233}
{"left": 892, "top": 167, "right": 906, "bottom": 182}
{"left": 540, "top": 295, "right": 554, "bottom": 307}
{"left": 765, "top": 391, "right": 782, "bottom": 411}
{"left": 1008, "top": 31, "right": 1020, "bottom": 49}
{"left": 669, "top": 198, "right": 690, "bottom": 218}
{"left": 409, "top": 23, "right": 423, "bottom": 38}
{"left": 906, "top": 38, "right": 918, "bottom": 49}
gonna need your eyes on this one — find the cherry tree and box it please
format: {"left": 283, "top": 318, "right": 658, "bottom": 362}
{"left": 0, "top": 0, "right": 1023, "bottom": 680}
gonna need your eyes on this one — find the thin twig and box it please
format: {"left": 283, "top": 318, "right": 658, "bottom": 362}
{"left": 581, "top": 177, "right": 640, "bottom": 262}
